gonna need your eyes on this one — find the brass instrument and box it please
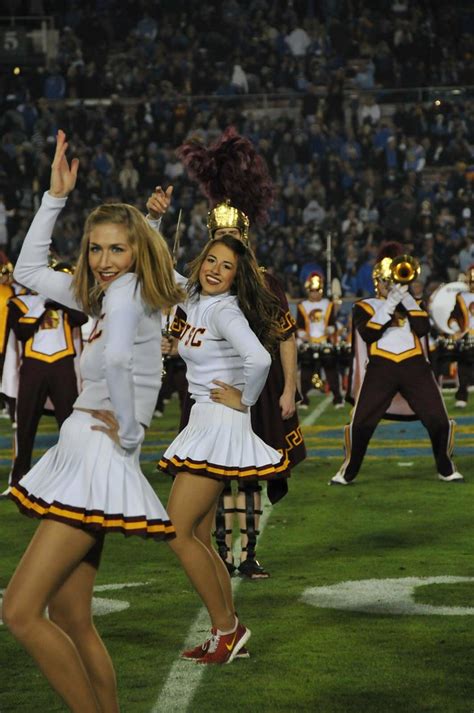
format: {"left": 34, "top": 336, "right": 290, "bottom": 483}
{"left": 390, "top": 255, "right": 421, "bottom": 284}
{"left": 0, "top": 262, "right": 14, "bottom": 277}
{"left": 49, "top": 256, "right": 75, "bottom": 274}
{"left": 298, "top": 342, "right": 325, "bottom": 391}
{"left": 311, "top": 371, "right": 324, "bottom": 390}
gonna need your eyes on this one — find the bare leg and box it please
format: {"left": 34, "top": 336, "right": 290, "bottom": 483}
{"left": 166, "top": 472, "right": 235, "bottom": 631}
{"left": 48, "top": 557, "right": 120, "bottom": 712}
{"left": 195, "top": 504, "right": 234, "bottom": 617}
{"left": 3, "top": 520, "right": 103, "bottom": 713}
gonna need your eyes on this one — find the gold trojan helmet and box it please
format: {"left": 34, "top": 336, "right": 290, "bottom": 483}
{"left": 207, "top": 200, "right": 250, "bottom": 244}
{"left": 372, "top": 257, "right": 393, "bottom": 285}
{"left": 304, "top": 272, "right": 324, "bottom": 292}
{"left": 373, "top": 254, "right": 421, "bottom": 297}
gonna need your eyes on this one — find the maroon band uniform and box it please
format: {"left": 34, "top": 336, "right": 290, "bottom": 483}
{"left": 8, "top": 293, "right": 88, "bottom": 484}
{"left": 337, "top": 296, "right": 458, "bottom": 482}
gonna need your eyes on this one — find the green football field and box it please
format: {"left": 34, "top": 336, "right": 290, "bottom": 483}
{"left": 0, "top": 390, "right": 473, "bottom": 713}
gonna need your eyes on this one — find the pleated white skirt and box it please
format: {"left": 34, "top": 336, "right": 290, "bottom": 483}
{"left": 159, "top": 401, "right": 289, "bottom": 481}
{"left": 10, "top": 409, "right": 174, "bottom": 540}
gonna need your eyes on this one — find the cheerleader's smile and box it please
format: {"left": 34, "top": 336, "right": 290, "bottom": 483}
{"left": 88, "top": 223, "right": 135, "bottom": 287}
{"left": 200, "top": 243, "right": 237, "bottom": 296}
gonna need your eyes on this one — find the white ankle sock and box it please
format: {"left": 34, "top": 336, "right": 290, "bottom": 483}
{"left": 217, "top": 616, "right": 238, "bottom": 636}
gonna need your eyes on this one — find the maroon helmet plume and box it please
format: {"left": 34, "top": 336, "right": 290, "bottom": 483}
{"left": 176, "top": 126, "right": 274, "bottom": 226}
{"left": 376, "top": 241, "right": 404, "bottom": 262}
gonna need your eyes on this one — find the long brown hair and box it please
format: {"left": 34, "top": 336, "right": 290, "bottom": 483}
{"left": 72, "top": 203, "right": 185, "bottom": 315}
{"left": 187, "top": 235, "right": 282, "bottom": 353}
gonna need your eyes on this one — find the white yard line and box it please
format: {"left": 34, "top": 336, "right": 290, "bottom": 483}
{"left": 151, "top": 496, "right": 273, "bottom": 713}
{"left": 301, "top": 395, "right": 332, "bottom": 426}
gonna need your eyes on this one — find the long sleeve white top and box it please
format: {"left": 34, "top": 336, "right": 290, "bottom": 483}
{"left": 178, "top": 293, "right": 271, "bottom": 407}
{"left": 14, "top": 192, "right": 163, "bottom": 451}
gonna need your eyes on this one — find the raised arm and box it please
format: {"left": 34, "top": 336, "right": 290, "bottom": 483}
{"left": 145, "top": 186, "right": 186, "bottom": 288}
{"left": 13, "top": 130, "right": 81, "bottom": 311}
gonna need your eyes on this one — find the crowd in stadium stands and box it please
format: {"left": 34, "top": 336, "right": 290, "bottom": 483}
{"left": 0, "top": 0, "right": 473, "bottom": 301}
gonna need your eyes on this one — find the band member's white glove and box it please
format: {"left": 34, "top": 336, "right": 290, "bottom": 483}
{"left": 385, "top": 284, "right": 408, "bottom": 313}
{"left": 23, "top": 294, "right": 47, "bottom": 318}
{"left": 401, "top": 291, "right": 421, "bottom": 311}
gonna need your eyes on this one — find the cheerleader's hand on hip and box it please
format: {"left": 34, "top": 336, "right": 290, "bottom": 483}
{"left": 210, "top": 380, "right": 247, "bottom": 412}
{"left": 91, "top": 410, "right": 120, "bottom": 445}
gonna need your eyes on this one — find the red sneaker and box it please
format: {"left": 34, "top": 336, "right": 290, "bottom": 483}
{"left": 180, "top": 629, "right": 215, "bottom": 660}
{"left": 182, "top": 641, "right": 249, "bottom": 660}
{"left": 196, "top": 622, "right": 251, "bottom": 664}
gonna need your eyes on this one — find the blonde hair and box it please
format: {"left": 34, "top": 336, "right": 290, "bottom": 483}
{"left": 72, "top": 203, "right": 185, "bottom": 315}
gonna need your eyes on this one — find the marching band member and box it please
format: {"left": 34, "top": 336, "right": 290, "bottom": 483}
{"left": 0, "top": 259, "right": 15, "bottom": 422}
{"left": 296, "top": 271, "right": 344, "bottom": 409}
{"left": 449, "top": 264, "right": 474, "bottom": 407}
{"left": 0, "top": 259, "right": 30, "bottom": 429}
{"left": 7, "top": 262, "right": 87, "bottom": 486}
{"left": 330, "top": 242, "right": 464, "bottom": 486}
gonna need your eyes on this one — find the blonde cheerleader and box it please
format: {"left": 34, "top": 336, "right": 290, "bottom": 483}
{"left": 2, "top": 130, "right": 184, "bottom": 712}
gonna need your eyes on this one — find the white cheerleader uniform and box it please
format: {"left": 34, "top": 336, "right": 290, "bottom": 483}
{"left": 159, "top": 292, "right": 289, "bottom": 481}
{"left": 10, "top": 192, "right": 173, "bottom": 541}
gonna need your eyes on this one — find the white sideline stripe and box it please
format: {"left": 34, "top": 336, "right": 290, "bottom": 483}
{"left": 301, "top": 395, "right": 332, "bottom": 425}
{"left": 151, "top": 495, "right": 273, "bottom": 713}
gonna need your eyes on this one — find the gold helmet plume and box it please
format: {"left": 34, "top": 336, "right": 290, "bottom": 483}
{"left": 207, "top": 200, "right": 250, "bottom": 244}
